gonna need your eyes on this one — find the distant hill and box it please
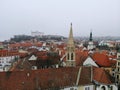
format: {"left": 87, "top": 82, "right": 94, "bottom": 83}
{"left": 10, "top": 34, "right": 66, "bottom": 42}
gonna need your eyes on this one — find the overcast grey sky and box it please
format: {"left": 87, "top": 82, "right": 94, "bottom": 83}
{"left": 0, "top": 0, "right": 120, "bottom": 41}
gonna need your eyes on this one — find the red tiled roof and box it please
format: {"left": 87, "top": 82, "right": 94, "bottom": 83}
{"left": 34, "top": 42, "right": 43, "bottom": 47}
{"left": 101, "top": 50, "right": 108, "bottom": 55}
{"left": 75, "top": 50, "right": 88, "bottom": 66}
{"left": 0, "top": 66, "right": 114, "bottom": 90}
{"left": 108, "top": 55, "right": 117, "bottom": 59}
{"left": 37, "top": 56, "right": 48, "bottom": 60}
{"left": 9, "top": 43, "right": 21, "bottom": 48}
{"left": 109, "top": 60, "right": 117, "bottom": 66}
{"left": 9, "top": 42, "right": 33, "bottom": 49}
{"left": 92, "top": 53, "right": 111, "bottom": 67}
{"left": 27, "top": 48, "right": 38, "bottom": 53}
{"left": 57, "top": 44, "right": 67, "bottom": 49}
{"left": 19, "top": 53, "right": 28, "bottom": 58}
{"left": 21, "top": 42, "right": 32, "bottom": 47}
{"left": 78, "top": 66, "right": 92, "bottom": 85}
{"left": 93, "top": 67, "right": 113, "bottom": 84}
{"left": 36, "top": 51, "right": 47, "bottom": 56}
{"left": 35, "top": 51, "right": 48, "bottom": 60}
{"left": 0, "top": 67, "right": 79, "bottom": 90}
{"left": 0, "top": 50, "right": 19, "bottom": 57}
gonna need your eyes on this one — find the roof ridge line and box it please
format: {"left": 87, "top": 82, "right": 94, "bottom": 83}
{"left": 76, "top": 66, "right": 82, "bottom": 85}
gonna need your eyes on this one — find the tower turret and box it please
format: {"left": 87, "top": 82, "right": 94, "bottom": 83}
{"left": 87, "top": 30, "right": 95, "bottom": 50}
{"left": 89, "top": 31, "right": 93, "bottom": 41}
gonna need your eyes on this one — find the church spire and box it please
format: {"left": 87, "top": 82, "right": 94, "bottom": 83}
{"left": 68, "top": 23, "right": 75, "bottom": 47}
{"left": 66, "top": 23, "right": 76, "bottom": 67}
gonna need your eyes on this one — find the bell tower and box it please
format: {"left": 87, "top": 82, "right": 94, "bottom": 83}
{"left": 66, "top": 23, "right": 76, "bottom": 67}
{"left": 87, "top": 30, "right": 95, "bottom": 50}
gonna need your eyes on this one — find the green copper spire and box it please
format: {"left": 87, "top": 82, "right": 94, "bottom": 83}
{"left": 89, "top": 31, "right": 93, "bottom": 41}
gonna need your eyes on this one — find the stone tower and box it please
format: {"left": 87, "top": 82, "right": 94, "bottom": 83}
{"left": 87, "top": 31, "right": 95, "bottom": 50}
{"left": 66, "top": 23, "right": 76, "bottom": 67}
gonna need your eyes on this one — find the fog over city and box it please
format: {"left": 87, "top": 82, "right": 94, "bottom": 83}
{"left": 0, "top": 0, "right": 120, "bottom": 41}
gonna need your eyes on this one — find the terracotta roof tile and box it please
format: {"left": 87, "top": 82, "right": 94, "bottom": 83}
{"left": 75, "top": 50, "right": 88, "bottom": 66}
{"left": 0, "top": 50, "right": 19, "bottom": 57}
{"left": 92, "top": 53, "right": 111, "bottom": 67}
{"left": 78, "top": 67, "right": 92, "bottom": 85}
{"left": 0, "top": 66, "right": 114, "bottom": 90}
{"left": 0, "top": 67, "right": 79, "bottom": 90}
{"left": 93, "top": 67, "right": 113, "bottom": 84}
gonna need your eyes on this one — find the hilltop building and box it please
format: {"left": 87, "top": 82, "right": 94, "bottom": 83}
{"left": 31, "top": 31, "right": 44, "bottom": 37}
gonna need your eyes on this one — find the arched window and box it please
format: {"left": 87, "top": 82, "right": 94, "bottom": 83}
{"left": 71, "top": 53, "right": 73, "bottom": 60}
{"left": 101, "top": 86, "right": 106, "bottom": 90}
{"left": 67, "top": 53, "right": 69, "bottom": 60}
{"left": 117, "top": 75, "right": 119, "bottom": 79}
{"left": 110, "top": 86, "right": 113, "bottom": 90}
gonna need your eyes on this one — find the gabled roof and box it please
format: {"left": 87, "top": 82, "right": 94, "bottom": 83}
{"left": 83, "top": 56, "right": 99, "bottom": 67}
{"left": 29, "top": 55, "right": 37, "bottom": 61}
